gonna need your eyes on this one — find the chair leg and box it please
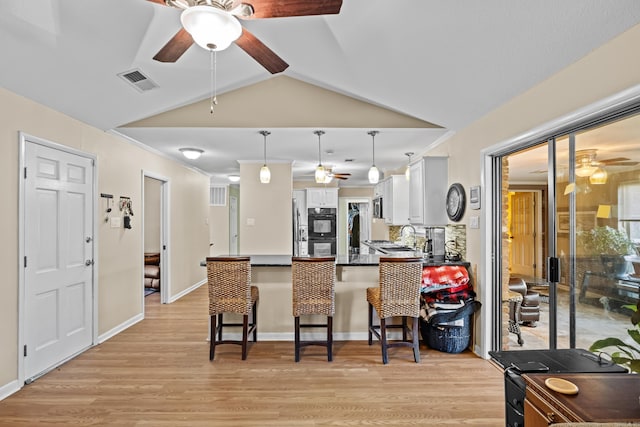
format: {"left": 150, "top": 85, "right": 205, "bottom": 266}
{"left": 327, "top": 316, "right": 333, "bottom": 362}
{"left": 368, "top": 303, "right": 373, "bottom": 345}
{"left": 241, "top": 314, "right": 249, "bottom": 360}
{"left": 209, "top": 314, "right": 216, "bottom": 361}
{"left": 402, "top": 316, "right": 408, "bottom": 341}
{"left": 294, "top": 316, "right": 301, "bottom": 362}
{"left": 380, "top": 317, "right": 388, "bottom": 365}
{"left": 252, "top": 300, "right": 258, "bottom": 342}
{"left": 217, "top": 313, "right": 223, "bottom": 341}
{"left": 411, "top": 316, "right": 420, "bottom": 363}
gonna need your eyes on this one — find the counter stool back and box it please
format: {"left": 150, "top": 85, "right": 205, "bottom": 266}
{"left": 291, "top": 256, "right": 336, "bottom": 362}
{"left": 367, "top": 257, "right": 423, "bottom": 364}
{"left": 206, "top": 256, "right": 259, "bottom": 361}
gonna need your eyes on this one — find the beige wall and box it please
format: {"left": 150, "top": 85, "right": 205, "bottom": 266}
{"left": 0, "top": 88, "right": 210, "bottom": 388}
{"left": 239, "top": 162, "right": 292, "bottom": 254}
{"left": 144, "top": 177, "right": 162, "bottom": 253}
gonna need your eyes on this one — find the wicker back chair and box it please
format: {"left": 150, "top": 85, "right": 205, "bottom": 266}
{"left": 291, "top": 256, "right": 336, "bottom": 362}
{"left": 206, "top": 256, "right": 259, "bottom": 361}
{"left": 367, "top": 257, "right": 423, "bottom": 364}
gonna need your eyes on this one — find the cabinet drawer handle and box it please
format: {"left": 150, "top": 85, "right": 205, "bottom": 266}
{"left": 546, "top": 412, "right": 556, "bottom": 424}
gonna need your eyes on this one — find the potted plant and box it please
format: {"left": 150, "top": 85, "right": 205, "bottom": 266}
{"left": 589, "top": 301, "right": 640, "bottom": 373}
{"left": 577, "top": 226, "right": 636, "bottom": 276}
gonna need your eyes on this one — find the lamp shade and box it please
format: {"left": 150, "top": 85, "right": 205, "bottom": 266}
{"left": 260, "top": 165, "right": 271, "bottom": 184}
{"left": 179, "top": 148, "right": 203, "bottom": 160}
{"left": 589, "top": 167, "right": 608, "bottom": 184}
{"left": 181, "top": 5, "right": 242, "bottom": 51}
{"left": 368, "top": 165, "right": 379, "bottom": 184}
{"left": 315, "top": 165, "right": 326, "bottom": 183}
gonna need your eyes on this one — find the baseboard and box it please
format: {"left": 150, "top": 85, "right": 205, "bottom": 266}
{"left": 98, "top": 313, "right": 144, "bottom": 344}
{"left": 168, "top": 279, "right": 206, "bottom": 303}
{"left": 0, "top": 379, "right": 20, "bottom": 402}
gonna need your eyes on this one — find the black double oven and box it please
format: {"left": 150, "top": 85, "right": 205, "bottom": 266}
{"left": 307, "top": 208, "right": 336, "bottom": 256}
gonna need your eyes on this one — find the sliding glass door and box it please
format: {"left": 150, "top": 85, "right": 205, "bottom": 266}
{"left": 499, "top": 110, "right": 640, "bottom": 351}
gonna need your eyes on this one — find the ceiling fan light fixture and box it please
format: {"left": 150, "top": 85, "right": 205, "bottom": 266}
{"left": 179, "top": 147, "right": 203, "bottom": 160}
{"left": 575, "top": 164, "right": 597, "bottom": 177}
{"left": 589, "top": 167, "right": 608, "bottom": 184}
{"left": 180, "top": 5, "right": 242, "bottom": 51}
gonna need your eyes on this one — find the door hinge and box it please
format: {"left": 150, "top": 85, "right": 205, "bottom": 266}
{"left": 24, "top": 167, "right": 27, "bottom": 179}
{"left": 24, "top": 345, "right": 27, "bottom": 357}
{"left": 24, "top": 256, "right": 27, "bottom": 268}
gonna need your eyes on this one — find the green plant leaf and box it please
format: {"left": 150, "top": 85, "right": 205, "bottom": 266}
{"left": 629, "top": 359, "right": 640, "bottom": 373}
{"left": 590, "top": 337, "right": 628, "bottom": 351}
{"left": 628, "top": 328, "right": 640, "bottom": 347}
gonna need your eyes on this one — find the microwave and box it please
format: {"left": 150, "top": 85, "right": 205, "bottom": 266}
{"left": 373, "top": 197, "right": 383, "bottom": 219}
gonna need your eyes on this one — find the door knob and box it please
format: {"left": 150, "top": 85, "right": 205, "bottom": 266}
{"left": 85, "top": 260, "right": 94, "bottom": 266}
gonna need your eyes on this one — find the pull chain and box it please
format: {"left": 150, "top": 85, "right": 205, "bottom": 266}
{"left": 210, "top": 49, "right": 218, "bottom": 115}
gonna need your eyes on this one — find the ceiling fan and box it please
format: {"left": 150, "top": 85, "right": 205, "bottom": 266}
{"left": 575, "top": 148, "right": 638, "bottom": 175}
{"left": 147, "top": 0, "right": 343, "bottom": 74}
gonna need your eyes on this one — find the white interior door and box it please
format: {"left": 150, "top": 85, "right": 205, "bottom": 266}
{"left": 24, "top": 141, "right": 94, "bottom": 381}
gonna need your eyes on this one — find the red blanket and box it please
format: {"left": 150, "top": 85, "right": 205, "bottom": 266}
{"left": 421, "top": 265, "right": 470, "bottom": 294}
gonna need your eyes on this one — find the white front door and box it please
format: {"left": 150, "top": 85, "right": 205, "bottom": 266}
{"left": 24, "top": 141, "right": 94, "bottom": 381}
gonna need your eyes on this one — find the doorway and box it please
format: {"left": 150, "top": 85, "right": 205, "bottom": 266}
{"left": 142, "top": 172, "right": 169, "bottom": 306}
{"left": 337, "top": 198, "right": 370, "bottom": 256}
{"left": 19, "top": 134, "right": 96, "bottom": 384}
{"left": 492, "top": 108, "right": 640, "bottom": 353}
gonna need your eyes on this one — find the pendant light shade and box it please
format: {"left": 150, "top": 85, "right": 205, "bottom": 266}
{"left": 259, "top": 130, "right": 271, "bottom": 184}
{"left": 368, "top": 130, "right": 380, "bottom": 184}
{"left": 404, "top": 152, "right": 413, "bottom": 181}
{"left": 589, "top": 167, "right": 608, "bottom": 184}
{"left": 314, "top": 130, "right": 327, "bottom": 184}
{"left": 180, "top": 5, "right": 242, "bottom": 51}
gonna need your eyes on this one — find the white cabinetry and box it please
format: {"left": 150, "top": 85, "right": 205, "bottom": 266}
{"left": 374, "top": 182, "right": 384, "bottom": 198}
{"left": 382, "top": 175, "right": 409, "bottom": 225}
{"left": 307, "top": 188, "right": 338, "bottom": 208}
{"left": 409, "top": 157, "right": 448, "bottom": 226}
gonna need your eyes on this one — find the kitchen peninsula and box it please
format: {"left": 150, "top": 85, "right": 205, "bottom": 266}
{"left": 204, "top": 253, "right": 471, "bottom": 340}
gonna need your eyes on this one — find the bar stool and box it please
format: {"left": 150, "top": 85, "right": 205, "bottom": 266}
{"left": 206, "top": 256, "right": 259, "bottom": 361}
{"left": 367, "top": 257, "right": 423, "bottom": 364}
{"left": 291, "top": 256, "right": 336, "bottom": 362}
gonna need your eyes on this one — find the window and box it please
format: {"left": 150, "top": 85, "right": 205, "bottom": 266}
{"left": 618, "top": 181, "right": 640, "bottom": 244}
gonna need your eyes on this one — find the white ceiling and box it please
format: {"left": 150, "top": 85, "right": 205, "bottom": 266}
{"left": 2, "top": 0, "right": 640, "bottom": 185}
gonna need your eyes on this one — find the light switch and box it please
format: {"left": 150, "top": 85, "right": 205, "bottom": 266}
{"left": 469, "top": 216, "right": 479, "bottom": 229}
{"left": 110, "top": 217, "right": 121, "bottom": 228}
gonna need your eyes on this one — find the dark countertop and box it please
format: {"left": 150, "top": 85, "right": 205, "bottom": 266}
{"left": 202, "top": 254, "right": 469, "bottom": 268}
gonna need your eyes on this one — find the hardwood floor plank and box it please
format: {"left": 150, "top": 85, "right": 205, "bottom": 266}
{"left": 0, "top": 286, "right": 504, "bottom": 426}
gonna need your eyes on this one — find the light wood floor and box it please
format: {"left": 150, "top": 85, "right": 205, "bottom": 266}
{"left": 0, "top": 286, "right": 505, "bottom": 426}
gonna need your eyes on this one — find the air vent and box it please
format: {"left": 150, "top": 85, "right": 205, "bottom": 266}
{"left": 117, "top": 69, "right": 158, "bottom": 92}
{"left": 210, "top": 185, "right": 227, "bottom": 206}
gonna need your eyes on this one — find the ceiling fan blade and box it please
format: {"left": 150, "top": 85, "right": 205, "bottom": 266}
{"left": 599, "top": 157, "right": 631, "bottom": 164}
{"left": 606, "top": 161, "right": 639, "bottom": 166}
{"left": 234, "top": 28, "right": 288, "bottom": 74}
{"left": 153, "top": 28, "right": 194, "bottom": 62}
{"left": 234, "top": 0, "right": 342, "bottom": 19}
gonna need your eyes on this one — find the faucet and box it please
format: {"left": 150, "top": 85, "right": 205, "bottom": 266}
{"left": 399, "top": 224, "right": 417, "bottom": 249}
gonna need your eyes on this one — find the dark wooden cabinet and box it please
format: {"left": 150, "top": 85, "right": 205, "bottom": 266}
{"left": 523, "top": 373, "right": 640, "bottom": 425}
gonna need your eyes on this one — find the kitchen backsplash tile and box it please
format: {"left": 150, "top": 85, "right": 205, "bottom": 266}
{"left": 389, "top": 224, "right": 466, "bottom": 260}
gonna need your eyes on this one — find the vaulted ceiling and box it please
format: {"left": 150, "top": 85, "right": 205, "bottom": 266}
{"left": 2, "top": 0, "right": 640, "bottom": 185}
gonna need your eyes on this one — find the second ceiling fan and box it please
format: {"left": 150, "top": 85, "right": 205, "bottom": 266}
{"left": 147, "top": 0, "right": 343, "bottom": 74}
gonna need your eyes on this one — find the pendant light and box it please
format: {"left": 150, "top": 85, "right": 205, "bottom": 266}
{"left": 314, "top": 130, "right": 327, "bottom": 183}
{"left": 404, "top": 152, "right": 414, "bottom": 181}
{"left": 367, "top": 130, "right": 379, "bottom": 184}
{"left": 259, "top": 130, "right": 271, "bottom": 184}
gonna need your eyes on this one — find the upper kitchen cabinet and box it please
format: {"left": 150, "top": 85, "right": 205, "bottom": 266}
{"left": 374, "top": 181, "right": 385, "bottom": 198}
{"left": 409, "top": 157, "right": 448, "bottom": 226}
{"left": 383, "top": 175, "right": 409, "bottom": 225}
{"left": 307, "top": 188, "right": 338, "bottom": 208}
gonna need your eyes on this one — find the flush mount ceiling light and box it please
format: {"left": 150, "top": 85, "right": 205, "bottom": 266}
{"left": 259, "top": 130, "right": 271, "bottom": 184}
{"left": 179, "top": 148, "right": 204, "bottom": 160}
{"left": 180, "top": 5, "right": 242, "bottom": 52}
{"left": 404, "top": 152, "right": 414, "bottom": 181}
{"left": 314, "top": 130, "right": 327, "bottom": 184}
{"left": 367, "top": 130, "right": 380, "bottom": 184}
{"left": 228, "top": 175, "right": 240, "bottom": 183}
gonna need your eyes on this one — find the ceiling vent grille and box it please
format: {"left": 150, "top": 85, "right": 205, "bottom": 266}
{"left": 210, "top": 185, "right": 227, "bottom": 206}
{"left": 117, "top": 69, "right": 158, "bottom": 92}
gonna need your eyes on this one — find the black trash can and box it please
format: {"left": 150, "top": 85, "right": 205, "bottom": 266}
{"left": 420, "top": 300, "right": 481, "bottom": 354}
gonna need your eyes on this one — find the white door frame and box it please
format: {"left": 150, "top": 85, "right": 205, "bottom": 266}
{"left": 142, "top": 170, "right": 170, "bottom": 305}
{"left": 18, "top": 132, "right": 98, "bottom": 385}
